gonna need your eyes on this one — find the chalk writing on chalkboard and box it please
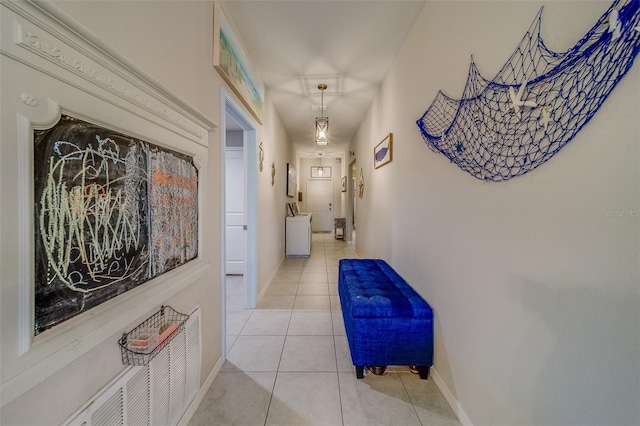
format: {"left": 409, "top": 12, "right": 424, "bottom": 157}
{"left": 34, "top": 115, "right": 198, "bottom": 335}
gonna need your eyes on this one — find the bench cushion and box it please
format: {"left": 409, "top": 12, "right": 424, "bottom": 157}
{"left": 339, "top": 259, "right": 432, "bottom": 319}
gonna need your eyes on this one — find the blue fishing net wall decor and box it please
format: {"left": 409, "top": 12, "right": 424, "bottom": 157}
{"left": 416, "top": 0, "right": 640, "bottom": 182}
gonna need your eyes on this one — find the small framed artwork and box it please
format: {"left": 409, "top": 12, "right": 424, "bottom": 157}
{"left": 286, "top": 163, "right": 297, "bottom": 197}
{"left": 374, "top": 133, "right": 393, "bottom": 169}
{"left": 341, "top": 176, "right": 347, "bottom": 192}
{"left": 310, "top": 166, "right": 331, "bottom": 178}
{"left": 287, "top": 203, "right": 295, "bottom": 216}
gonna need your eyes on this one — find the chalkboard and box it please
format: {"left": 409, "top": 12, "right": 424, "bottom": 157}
{"left": 148, "top": 147, "right": 198, "bottom": 276}
{"left": 34, "top": 115, "right": 198, "bottom": 335}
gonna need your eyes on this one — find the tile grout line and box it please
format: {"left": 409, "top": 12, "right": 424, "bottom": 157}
{"left": 326, "top": 235, "right": 346, "bottom": 425}
{"left": 397, "top": 369, "right": 425, "bottom": 426}
{"left": 263, "top": 278, "right": 296, "bottom": 426}
{"left": 250, "top": 233, "right": 349, "bottom": 425}
{"left": 266, "top": 256, "right": 305, "bottom": 424}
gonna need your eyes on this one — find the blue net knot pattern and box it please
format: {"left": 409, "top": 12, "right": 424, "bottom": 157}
{"left": 416, "top": 0, "right": 640, "bottom": 182}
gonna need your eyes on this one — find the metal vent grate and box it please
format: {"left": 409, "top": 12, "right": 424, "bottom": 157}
{"left": 64, "top": 307, "right": 202, "bottom": 426}
{"left": 91, "top": 388, "right": 123, "bottom": 426}
{"left": 126, "top": 367, "right": 149, "bottom": 426}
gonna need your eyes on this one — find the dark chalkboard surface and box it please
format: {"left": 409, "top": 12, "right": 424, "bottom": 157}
{"left": 34, "top": 115, "right": 197, "bottom": 335}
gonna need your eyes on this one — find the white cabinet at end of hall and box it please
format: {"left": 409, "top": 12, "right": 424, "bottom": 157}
{"left": 286, "top": 213, "right": 312, "bottom": 257}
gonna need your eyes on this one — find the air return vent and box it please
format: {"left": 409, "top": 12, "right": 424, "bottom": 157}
{"left": 64, "top": 307, "right": 201, "bottom": 426}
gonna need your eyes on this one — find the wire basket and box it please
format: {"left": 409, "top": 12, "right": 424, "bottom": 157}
{"left": 119, "top": 305, "right": 189, "bottom": 366}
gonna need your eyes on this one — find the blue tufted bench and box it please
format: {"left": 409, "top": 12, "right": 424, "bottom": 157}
{"left": 338, "top": 259, "right": 434, "bottom": 379}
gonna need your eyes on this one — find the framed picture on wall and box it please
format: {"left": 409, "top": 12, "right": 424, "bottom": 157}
{"left": 374, "top": 133, "right": 393, "bottom": 169}
{"left": 213, "top": 3, "right": 264, "bottom": 124}
{"left": 341, "top": 176, "right": 347, "bottom": 192}
{"left": 286, "top": 163, "right": 297, "bottom": 197}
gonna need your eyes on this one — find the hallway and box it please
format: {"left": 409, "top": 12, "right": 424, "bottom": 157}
{"left": 189, "top": 233, "right": 460, "bottom": 425}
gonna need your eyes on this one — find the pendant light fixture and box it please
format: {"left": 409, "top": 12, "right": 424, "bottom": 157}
{"left": 315, "top": 84, "right": 328, "bottom": 146}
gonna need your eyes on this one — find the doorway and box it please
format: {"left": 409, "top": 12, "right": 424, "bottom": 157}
{"left": 307, "top": 179, "right": 334, "bottom": 232}
{"left": 225, "top": 142, "right": 245, "bottom": 275}
{"left": 347, "top": 159, "right": 357, "bottom": 244}
{"left": 221, "top": 92, "right": 258, "bottom": 355}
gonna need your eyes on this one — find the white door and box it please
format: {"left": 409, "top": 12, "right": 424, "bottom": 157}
{"left": 225, "top": 148, "right": 245, "bottom": 274}
{"left": 307, "top": 179, "right": 333, "bottom": 232}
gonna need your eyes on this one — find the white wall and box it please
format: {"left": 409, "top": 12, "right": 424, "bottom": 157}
{"left": 256, "top": 91, "right": 293, "bottom": 297}
{"left": 0, "top": 1, "right": 291, "bottom": 424}
{"left": 352, "top": 2, "right": 639, "bottom": 425}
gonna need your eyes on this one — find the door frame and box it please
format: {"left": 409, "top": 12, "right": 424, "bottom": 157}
{"left": 306, "top": 178, "right": 334, "bottom": 232}
{"left": 224, "top": 147, "right": 246, "bottom": 275}
{"left": 346, "top": 158, "right": 356, "bottom": 244}
{"left": 221, "top": 90, "right": 258, "bottom": 355}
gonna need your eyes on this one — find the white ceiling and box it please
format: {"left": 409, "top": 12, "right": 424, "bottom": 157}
{"left": 222, "top": 1, "right": 426, "bottom": 156}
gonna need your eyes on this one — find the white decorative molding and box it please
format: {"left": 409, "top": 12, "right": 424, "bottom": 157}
{"left": 2, "top": 261, "right": 211, "bottom": 406}
{"left": 16, "top": 26, "right": 205, "bottom": 140}
{"left": 20, "top": 92, "right": 38, "bottom": 106}
{"left": 17, "top": 114, "right": 34, "bottom": 356}
{"left": 4, "top": 103, "right": 212, "bottom": 406}
{"left": 15, "top": 103, "right": 71, "bottom": 357}
{"left": 27, "top": 98, "right": 62, "bottom": 128}
{"left": 0, "top": 0, "right": 215, "bottom": 407}
{"left": 192, "top": 154, "right": 204, "bottom": 171}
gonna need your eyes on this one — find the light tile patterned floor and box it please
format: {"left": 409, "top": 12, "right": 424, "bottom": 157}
{"left": 190, "top": 233, "right": 460, "bottom": 426}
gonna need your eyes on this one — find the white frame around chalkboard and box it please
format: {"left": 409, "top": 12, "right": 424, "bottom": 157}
{"left": 33, "top": 115, "right": 200, "bottom": 336}
{"left": 0, "top": 0, "right": 216, "bottom": 404}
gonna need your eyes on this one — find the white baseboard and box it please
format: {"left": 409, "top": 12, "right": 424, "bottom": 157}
{"left": 178, "top": 354, "right": 224, "bottom": 426}
{"left": 431, "top": 366, "right": 473, "bottom": 426}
